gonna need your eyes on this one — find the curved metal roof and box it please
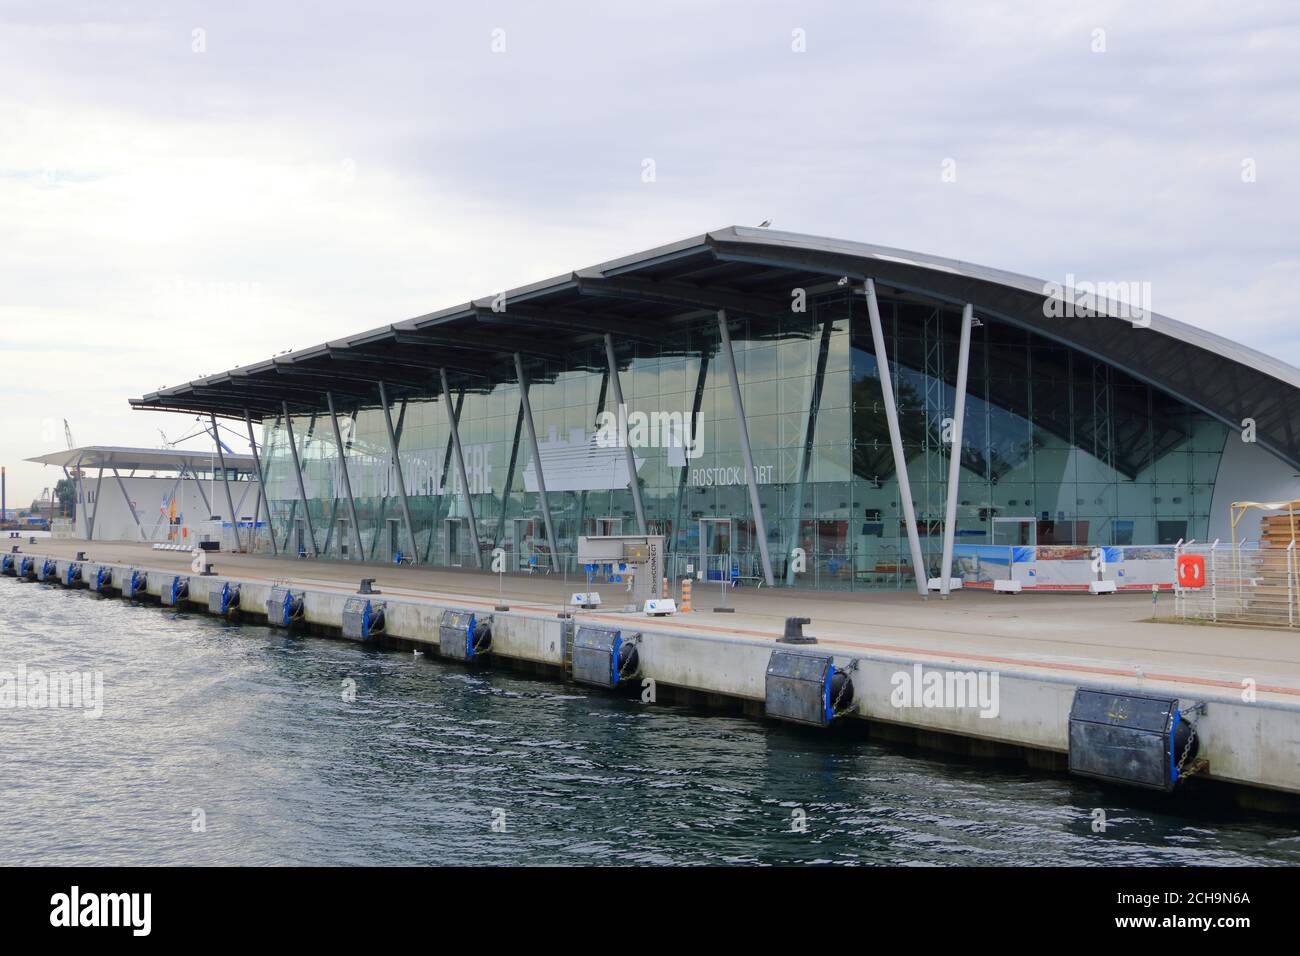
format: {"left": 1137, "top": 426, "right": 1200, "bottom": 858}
{"left": 130, "top": 225, "right": 1300, "bottom": 470}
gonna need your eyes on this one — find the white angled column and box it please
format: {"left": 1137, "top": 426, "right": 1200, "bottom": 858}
{"left": 935, "top": 303, "right": 977, "bottom": 595}
{"left": 244, "top": 409, "right": 279, "bottom": 556}
{"left": 326, "top": 393, "right": 364, "bottom": 561}
{"left": 378, "top": 382, "right": 419, "bottom": 563}
{"left": 210, "top": 413, "right": 244, "bottom": 552}
{"left": 717, "top": 310, "right": 775, "bottom": 588}
{"left": 939, "top": 303, "right": 974, "bottom": 597}
{"left": 514, "top": 353, "right": 561, "bottom": 573}
{"left": 73, "top": 454, "right": 88, "bottom": 538}
{"left": 439, "top": 368, "right": 484, "bottom": 569}
{"left": 87, "top": 465, "right": 105, "bottom": 541}
{"left": 282, "top": 402, "right": 319, "bottom": 557}
{"left": 604, "top": 333, "right": 648, "bottom": 534}
{"left": 111, "top": 465, "right": 147, "bottom": 542}
{"left": 864, "top": 279, "right": 928, "bottom": 597}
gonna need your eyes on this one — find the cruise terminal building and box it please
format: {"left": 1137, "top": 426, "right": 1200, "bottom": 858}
{"left": 130, "top": 227, "right": 1300, "bottom": 593}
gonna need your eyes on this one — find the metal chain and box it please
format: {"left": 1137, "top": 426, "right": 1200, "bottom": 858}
{"left": 831, "top": 660, "right": 859, "bottom": 715}
{"left": 1176, "top": 720, "right": 1200, "bottom": 778}
{"left": 617, "top": 636, "right": 641, "bottom": 681}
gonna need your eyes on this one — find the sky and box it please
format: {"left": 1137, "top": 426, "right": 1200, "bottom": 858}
{"left": 2, "top": 1, "right": 1298, "bottom": 507}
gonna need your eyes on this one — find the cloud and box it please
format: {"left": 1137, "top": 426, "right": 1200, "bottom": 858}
{"left": 1, "top": 1, "right": 1298, "bottom": 503}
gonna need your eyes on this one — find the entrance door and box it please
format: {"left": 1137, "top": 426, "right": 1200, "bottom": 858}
{"left": 699, "top": 518, "right": 733, "bottom": 582}
{"left": 385, "top": 518, "right": 401, "bottom": 562}
{"left": 295, "top": 519, "right": 307, "bottom": 557}
{"left": 992, "top": 517, "right": 1036, "bottom": 546}
{"left": 512, "top": 518, "right": 537, "bottom": 571}
{"left": 595, "top": 516, "right": 622, "bottom": 537}
{"left": 443, "top": 518, "right": 464, "bottom": 566}
{"left": 337, "top": 517, "right": 351, "bottom": 559}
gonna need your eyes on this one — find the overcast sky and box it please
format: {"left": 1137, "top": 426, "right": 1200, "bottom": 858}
{"left": 2, "top": 1, "right": 1298, "bottom": 505}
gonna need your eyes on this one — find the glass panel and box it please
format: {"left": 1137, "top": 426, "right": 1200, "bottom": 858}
{"left": 253, "top": 287, "right": 1230, "bottom": 589}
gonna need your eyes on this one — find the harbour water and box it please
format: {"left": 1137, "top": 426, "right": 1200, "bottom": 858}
{"left": 2, "top": 579, "right": 1297, "bottom": 866}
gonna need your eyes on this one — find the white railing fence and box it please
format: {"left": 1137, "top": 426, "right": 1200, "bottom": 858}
{"left": 1173, "top": 539, "right": 1300, "bottom": 629}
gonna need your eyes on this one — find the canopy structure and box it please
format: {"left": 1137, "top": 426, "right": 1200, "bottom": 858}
{"left": 26, "top": 445, "right": 257, "bottom": 476}
{"left": 130, "top": 226, "right": 1300, "bottom": 472}
{"left": 26, "top": 446, "right": 263, "bottom": 548}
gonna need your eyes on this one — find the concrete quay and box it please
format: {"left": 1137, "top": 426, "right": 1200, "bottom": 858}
{"left": 5, "top": 538, "right": 1300, "bottom": 811}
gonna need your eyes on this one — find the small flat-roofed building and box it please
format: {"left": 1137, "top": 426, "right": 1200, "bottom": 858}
{"left": 26, "top": 446, "right": 262, "bottom": 547}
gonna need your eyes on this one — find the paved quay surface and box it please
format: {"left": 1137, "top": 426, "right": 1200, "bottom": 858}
{"left": 17, "top": 538, "right": 1300, "bottom": 702}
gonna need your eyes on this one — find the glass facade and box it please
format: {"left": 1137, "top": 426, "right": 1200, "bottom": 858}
{"left": 259, "top": 289, "right": 1228, "bottom": 589}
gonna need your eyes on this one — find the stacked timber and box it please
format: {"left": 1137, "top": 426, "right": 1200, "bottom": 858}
{"left": 1242, "top": 504, "right": 1300, "bottom": 624}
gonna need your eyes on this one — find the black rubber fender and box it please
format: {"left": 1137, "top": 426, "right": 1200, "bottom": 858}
{"left": 1174, "top": 715, "right": 1198, "bottom": 766}
{"left": 617, "top": 642, "right": 640, "bottom": 681}
{"left": 829, "top": 671, "right": 855, "bottom": 714}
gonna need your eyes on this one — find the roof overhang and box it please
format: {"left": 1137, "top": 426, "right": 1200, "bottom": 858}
{"left": 26, "top": 445, "right": 258, "bottom": 474}
{"left": 130, "top": 225, "right": 1300, "bottom": 471}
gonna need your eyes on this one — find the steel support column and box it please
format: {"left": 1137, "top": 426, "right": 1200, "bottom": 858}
{"left": 514, "top": 353, "right": 560, "bottom": 572}
{"left": 244, "top": 410, "right": 279, "bottom": 556}
{"left": 369, "top": 400, "right": 406, "bottom": 560}
{"left": 210, "top": 413, "right": 244, "bottom": 552}
{"left": 785, "top": 312, "right": 834, "bottom": 585}
{"left": 439, "top": 368, "right": 483, "bottom": 569}
{"left": 575, "top": 369, "right": 609, "bottom": 548}
{"left": 321, "top": 497, "right": 340, "bottom": 556}
{"left": 716, "top": 310, "right": 774, "bottom": 587}
{"left": 148, "top": 472, "right": 184, "bottom": 542}
{"left": 111, "top": 466, "right": 146, "bottom": 541}
{"left": 60, "top": 466, "right": 73, "bottom": 529}
{"left": 87, "top": 466, "right": 105, "bottom": 541}
{"left": 493, "top": 399, "right": 526, "bottom": 551}
{"left": 245, "top": 467, "right": 266, "bottom": 553}
{"left": 326, "top": 392, "right": 364, "bottom": 561}
{"left": 74, "top": 454, "right": 87, "bottom": 538}
{"left": 378, "top": 382, "right": 419, "bottom": 563}
{"left": 939, "top": 303, "right": 975, "bottom": 597}
{"left": 424, "top": 397, "right": 460, "bottom": 564}
{"left": 603, "top": 333, "right": 648, "bottom": 534}
{"left": 282, "top": 402, "right": 318, "bottom": 557}
{"left": 865, "top": 279, "right": 928, "bottom": 597}
{"left": 673, "top": 353, "right": 710, "bottom": 564}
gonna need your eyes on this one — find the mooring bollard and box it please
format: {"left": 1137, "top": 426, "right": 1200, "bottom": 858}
{"left": 778, "top": 617, "right": 816, "bottom": 644}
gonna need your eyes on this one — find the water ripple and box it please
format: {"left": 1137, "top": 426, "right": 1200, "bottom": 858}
{"left": 2, "top": 578, "right": 1297, "bottom": 865}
